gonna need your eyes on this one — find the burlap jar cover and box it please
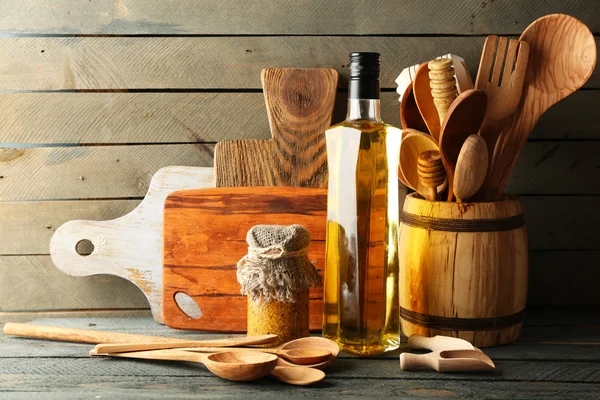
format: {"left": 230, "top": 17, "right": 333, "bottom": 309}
{"left": 237, "top": 224, "right": 322, "bottom": 345}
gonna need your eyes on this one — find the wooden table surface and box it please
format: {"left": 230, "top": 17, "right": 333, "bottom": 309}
{"left": 1, "top": 309, "right": 599, "bottom": 399}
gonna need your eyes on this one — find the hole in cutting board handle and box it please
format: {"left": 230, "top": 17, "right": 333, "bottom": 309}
{"left": 75, "top": 239, "right": 94, "bottom": 256}
{"left": 174, "top": 292, "right": 202, "bottom": 319}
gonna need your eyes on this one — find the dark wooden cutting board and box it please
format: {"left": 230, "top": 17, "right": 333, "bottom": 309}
{"left": 162, "top": 187, "right": 327, "bottom": 332}
{"left": 214, "top": 68, "right": 338, "bottom": 188}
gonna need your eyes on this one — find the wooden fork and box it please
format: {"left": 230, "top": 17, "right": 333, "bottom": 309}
{"left": 474, "top": 36, "right": 529, "bottom": 183}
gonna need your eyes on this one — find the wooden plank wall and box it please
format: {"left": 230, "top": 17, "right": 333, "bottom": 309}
{"left": 0, "top": 0, "right": 598, "bottom": 321}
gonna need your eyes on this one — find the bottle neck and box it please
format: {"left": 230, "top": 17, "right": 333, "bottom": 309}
{"left": 347, "top": 79, "right": 381, "bottom": 121}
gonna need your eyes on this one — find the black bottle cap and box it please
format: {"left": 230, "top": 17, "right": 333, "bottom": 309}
{"left": 349, "top": 52, "right": 380, "bottom": 80}
{"left": 348, "top": 52, "right": 380, "bottom": 99}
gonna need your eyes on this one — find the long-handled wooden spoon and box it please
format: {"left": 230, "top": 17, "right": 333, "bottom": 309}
{"left": 91, "top": 349, "right": 324, "bottom": 385}
{"left": 2, "top": 323, "right": 278, "bottom": 347}
{"left": 92, "top": 349, "right": 278, "bottom": 381}
{"left": 95, "top": 336, "right": 340, "bottom": 370}
{"left": 413, "top": 62, "right": 442, "bottom": 142}
{"left": 400, "top": 349, "right": 495, "bottom": 372}
{"left": 481, "top": 14, "right": 596, "bottom": 200}
{"left": 438, "top": 89, "right": 487, "bottom": 202}
{"left": 93, "top": 343, "right": 331, "bottom": 365}
{"left": 400, "top": 84, "right": 429, "bottom": 133}
{"left": 453, "top": 135, "right": 488, "bottom": 203}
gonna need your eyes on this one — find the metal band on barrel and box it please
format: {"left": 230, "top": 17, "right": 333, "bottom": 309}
{"left": 400, "top": 211, "right": 525, "bottom": 232}
{"left": 400, "top": 306, "right": 525, "bottom": 331}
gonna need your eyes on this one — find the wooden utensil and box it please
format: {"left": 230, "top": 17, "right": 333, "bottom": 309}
{"left": 215, "top": 68, "right": 337, "bottom": 188}
{"left": 453, "top": 135, "right": 488, "bottom": 203}
{"left": 475, "top": 36, "right": 529, "bottom": 177}
{"left": 400, "top": 84, "right": 429, "bottom": 133}
{"left": 91, "top": 348, "right": 278, "bottom": 382}
{"left": 482, "top": 14, "right": 596, "bottom": 200}
{"left": 438, "top": 89, "right": 487, "bottom": 202}
{"left": 162, "top": 187, "right": 326, "bottom": 332}
{"left": 400, "top": 131, "right": 446, "bottom": 198}
{"left": 49, "top": 166, "right": 215, "bottom": 324}
{"left": 407, "top": 335, "right": 478, "bottom": 351}
{"left": 93, "top": 344, "right": 331, "bottom": 365}
{"left": 412, "top": 62, "right": 441, "bottom": 142}
{"left": 429, "top": 58, "right": 458, "bottom": 128}
{"left": 270, "top": 366, "right": 326, "bottom": 385}
{"left": 400, "top": 349, "right": 495, "bottom": 372}
{"left": 2, "top": 323, "right": 277, "bottom": 346}
{"left": 417, "top": 150, "right": 445, "bottom": 201}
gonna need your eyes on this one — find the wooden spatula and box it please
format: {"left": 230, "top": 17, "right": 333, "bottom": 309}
{"left": 215, "top": 68, "right": 338, "bottom": 188}
{"left": 475, "top": 36, "right": 529, "bottom": 182}
{"left": 481, "top": 14, "right": 596, "bottom": 200}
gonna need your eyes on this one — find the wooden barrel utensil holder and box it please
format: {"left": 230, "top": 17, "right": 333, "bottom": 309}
{"left": 398, "top": 193, "right": 527, "bottom": 347}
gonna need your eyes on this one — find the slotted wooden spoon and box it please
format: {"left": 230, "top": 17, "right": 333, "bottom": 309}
{"left": 475, "top": 35, "right": 529, "bottom": 175}
{"left": 481, "top": 14, "right": 596, "bottom": 200}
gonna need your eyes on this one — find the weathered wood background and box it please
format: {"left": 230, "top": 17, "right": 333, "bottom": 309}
{"left": 0, "top": 0, "right": 598, "bottom": 321}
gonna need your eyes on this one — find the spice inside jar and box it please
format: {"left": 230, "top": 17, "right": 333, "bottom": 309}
{"left": 237, "top": 224, "right": 322, "bottom": 346}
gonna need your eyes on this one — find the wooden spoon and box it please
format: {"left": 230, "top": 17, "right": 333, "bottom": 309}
{"left": 400, "top": 349, "right": 495, "bottom": 372}
{"left": 412, "top": 62, "right": 441, "bottom": 142}
{"left": 270, "top": 366, "right": 325, "bottom": 385}
{"left": 2, "top": 323, "right": 278, "bottom": 347}
{"left": 438, "top": 89, "right": 487, "bottom": 202}
{"left": 482, "top": 14, "right": 597, "bottom": 200}
{"left": 400, "top": 84, "right": 429, "bottom": 133}
{"left": 400, "top": 131, "right": 447, "bottom": 198}
{"left": 453, "top": 135, "right": 488, "bottom": 203}
{"left": 271, "top": 336, "right": 340, "bottom": 369}
{"left": 96, "top": 344, "right": 331, "bottom": 365}
{"left": 91, "top": 349, "right": 278, "bottom": 382}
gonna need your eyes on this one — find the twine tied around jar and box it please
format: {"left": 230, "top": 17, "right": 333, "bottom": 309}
{"left": 236, "top": 224, "right": 323, "bottom": 304}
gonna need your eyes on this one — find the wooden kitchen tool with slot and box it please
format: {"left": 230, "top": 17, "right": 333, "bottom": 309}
{"left": 49, "top": 166, "right": 214, "bottom": 324}
{"left": 215, "top": 68, "right": 338, "bottom": 188}
{"left": 162, "top": 187, "right": 327, "bottom": 332}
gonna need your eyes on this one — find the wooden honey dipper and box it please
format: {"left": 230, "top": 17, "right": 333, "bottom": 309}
{"left": 429, "top": 58, "right": 458, "bottom": 126}
{"left": 417, "top": 150, "right": 446, "bottom": 201}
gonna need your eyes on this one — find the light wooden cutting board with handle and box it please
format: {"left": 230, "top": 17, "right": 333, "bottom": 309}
{"left": 214, "top": 68, "right": 338, "bottom": 188}
{"left": 162, "top": 186, "right": 327, "bottom": 332}
{"left": 49, "top": 166, "right": 214, "bottom": 324}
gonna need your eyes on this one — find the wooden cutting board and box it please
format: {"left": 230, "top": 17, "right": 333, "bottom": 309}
{"left": 49, "top": 166, "right": 215, "bottom": 324}
{"left": 162, "top": 187, "right": 327, "bottom": 332}
{"left": 214, "top": 68, "right": 338, "bottom": 188}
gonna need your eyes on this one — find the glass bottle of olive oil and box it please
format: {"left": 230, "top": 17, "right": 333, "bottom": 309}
{"left": 323, "top": 52, "right": 401, "bottom": 355}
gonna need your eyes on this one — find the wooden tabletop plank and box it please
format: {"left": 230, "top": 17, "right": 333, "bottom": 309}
{"left": 0, "top": 91, "right": 597, "bottom": 145}
{"left": 0, "top": 37, "right": 597, "bottom": 90}
{"left": 0, "top": 0, "right": 597, "bottom": 35}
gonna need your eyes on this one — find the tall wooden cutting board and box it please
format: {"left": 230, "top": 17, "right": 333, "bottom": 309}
{"left": 214, "top": 68, "right": 338, "bottom": 188}
{"left": 162, "top": 187, "right": 327, "bottom": 332}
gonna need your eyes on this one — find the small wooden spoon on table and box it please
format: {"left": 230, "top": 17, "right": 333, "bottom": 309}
{"left": 481, "top": 14, "right": 597, "bottom": 200}
{"left": 453, "top": 135, "right": 488, "bottom": 203}
{"left": 438, "top": 89, "right": 487, "bottom": 202}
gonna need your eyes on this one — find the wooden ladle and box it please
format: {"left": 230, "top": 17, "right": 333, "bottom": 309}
{"left": 91, "top": 349, "right": 278, "bottom": 382}
{"left": 481, "top": 14, "right": 597, "bottom": 200}
{"left": 400, "top": 349, "right": 495, "bottom": 372}
{"left": 438, "top": 89, "right": 487, "bottom": 202}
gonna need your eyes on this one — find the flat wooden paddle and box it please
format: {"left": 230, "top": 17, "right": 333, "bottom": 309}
{"left": 215, "top": 68, "right": 338, "bottom": 188}
{"left": 162, "top": 187, "right": 327, "bottom": 332}
{"left": 438, "top": 89, "right": 487, "bottom": 202}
